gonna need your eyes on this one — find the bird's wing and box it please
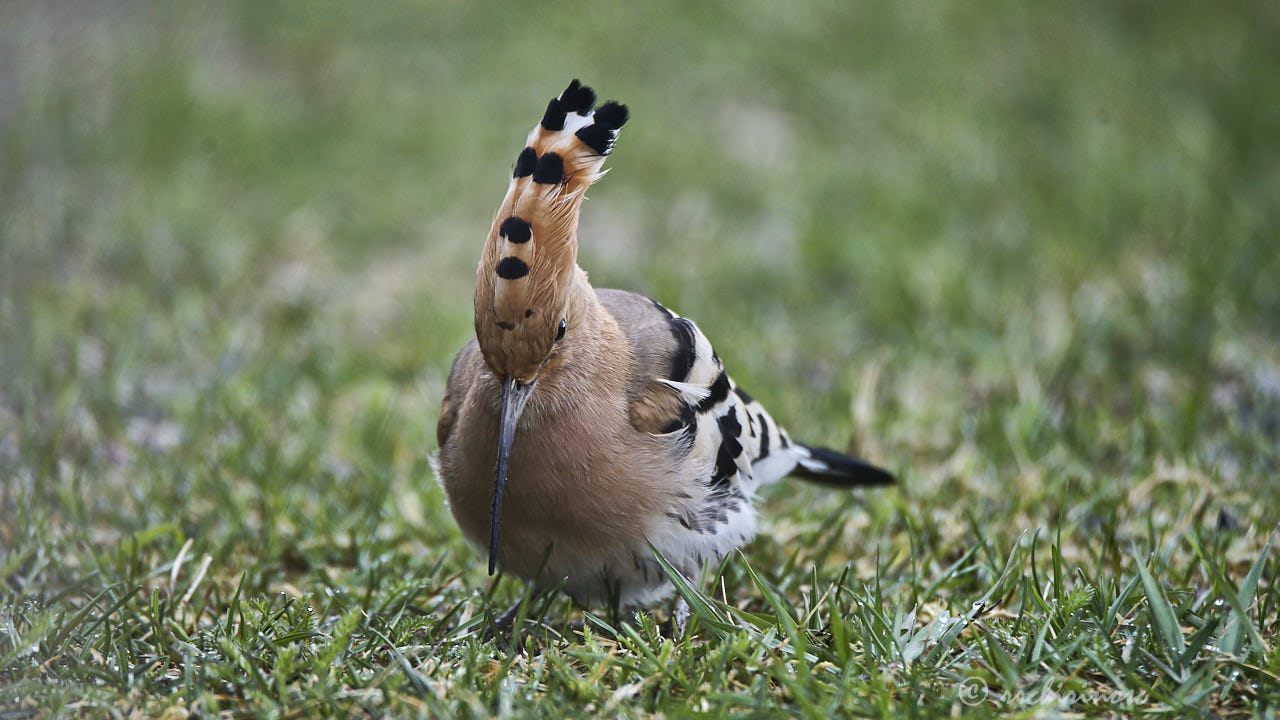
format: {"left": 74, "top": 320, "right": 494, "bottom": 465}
{"left": 597, "top": 289, "right": 798, "bottom": 492}
{"left": 437, "top": 337, "right": 481, "bottom": 449}
{"left": 600, "top": 288, "right": 895, "bottom": 492}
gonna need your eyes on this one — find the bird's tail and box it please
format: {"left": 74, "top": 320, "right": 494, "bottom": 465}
{"left": 791, "top": 442, "right": 896, "bottom": 487}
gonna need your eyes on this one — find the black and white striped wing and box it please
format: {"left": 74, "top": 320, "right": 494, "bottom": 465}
{"left": 640, "top": 300, "right": 801, "bottom": 494}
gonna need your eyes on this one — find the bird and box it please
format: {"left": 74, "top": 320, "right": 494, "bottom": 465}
{"left": 433, "top": 79, "right": 894, "bottom": 617}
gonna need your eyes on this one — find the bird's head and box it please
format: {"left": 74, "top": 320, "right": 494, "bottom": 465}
{"left": 470, "top": 79, "right": 626, "bottom": 575}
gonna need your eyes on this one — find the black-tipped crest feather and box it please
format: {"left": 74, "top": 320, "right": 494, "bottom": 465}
{"left": 575, "top": 124, "right": 614, "bottom": 155}
{"left": 513, "top": 147, "right": 537, "bottom": 178}
{"left": 532, "top": 152, "right": 564, "bottom": 184}
{"left": 541, "top": 98, "right": 567, "bottom": 131}
{"left": 594, "top": 101, "right": 629, "bottom": 129}
{"left": 559, "top": 79, "right": 596, "bottom": 114}
{"left": 499, "top": 216, "right": 532, "bottom": 244}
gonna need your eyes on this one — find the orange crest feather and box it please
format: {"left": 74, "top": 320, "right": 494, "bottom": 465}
{"left": 474, "top": 80, "right": 629, "bottom": 380}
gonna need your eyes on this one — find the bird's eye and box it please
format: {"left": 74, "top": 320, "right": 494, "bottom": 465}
{"left": 555, "top": 318, "right": 567, "bottom": 342}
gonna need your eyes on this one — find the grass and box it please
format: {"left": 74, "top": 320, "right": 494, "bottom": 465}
{"left": 2, "top": 0, "right": 1279, "bottom": 717}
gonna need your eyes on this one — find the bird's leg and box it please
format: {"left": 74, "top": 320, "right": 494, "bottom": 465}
{"left": 481, "top": 600, "right": 524, "bottom": 641}
{"left": 672, "top": 595, "right": 691, "bottom": 639}
{"left": 658, "top": 589, "right": 693, "bottom": 639}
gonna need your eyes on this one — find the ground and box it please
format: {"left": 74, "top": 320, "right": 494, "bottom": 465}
{"left": 2, "top": 1, "right": 1279, "bottom": 718}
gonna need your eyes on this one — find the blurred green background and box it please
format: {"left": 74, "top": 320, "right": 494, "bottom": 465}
{"left": 2, "top": 0, "right": 1279, "bottom": 714}
{"left": 5, "top": 0, "right": 1280, "bottom": 593}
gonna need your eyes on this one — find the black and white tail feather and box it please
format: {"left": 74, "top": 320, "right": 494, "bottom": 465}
{"left": 791, "top": 442, "right": 896, "bottom": 487}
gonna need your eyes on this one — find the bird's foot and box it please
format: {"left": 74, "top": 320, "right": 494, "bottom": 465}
{"left": 481, "top": 601, "right": 523, "bottom": 642}
{"left": 673, "top": 595, "right": 691, "bottom": 639}
{"left": 659, "top": 596, "right": 691, "bottom": 640}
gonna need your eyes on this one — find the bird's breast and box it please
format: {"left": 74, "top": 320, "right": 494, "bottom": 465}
{"left": 436, "top": 380, "right": 680, "bottom": 581}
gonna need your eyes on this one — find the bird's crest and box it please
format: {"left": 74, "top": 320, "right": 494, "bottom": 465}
{"left": 474, "top": 79, "right": 629, "bottom": 380}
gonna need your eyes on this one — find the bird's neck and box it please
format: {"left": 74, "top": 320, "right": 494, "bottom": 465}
{"left": 518, "top": 270, "right": 624, "bottom": 426}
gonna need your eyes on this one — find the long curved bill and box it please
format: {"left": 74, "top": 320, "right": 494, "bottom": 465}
{"left": 489, "top": 374, "right": 536, "bottom": 575}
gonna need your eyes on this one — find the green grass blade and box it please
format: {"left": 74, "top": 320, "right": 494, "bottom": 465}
{"left": 1135, "top": 555, "right": 1185, "bottom": 670}
{"left": 647, "top": 541, "right": 736, "bottom": 638}
{"left": 738, "top": 552, "right": 799, "bottom": 639}
{"left": 1217, "top": 525, "right": 1276, "bottom": 658}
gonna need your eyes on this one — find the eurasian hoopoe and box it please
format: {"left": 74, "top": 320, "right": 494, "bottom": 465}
{"left": 434, "top": 80, "right": 894, "bottom": 611}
